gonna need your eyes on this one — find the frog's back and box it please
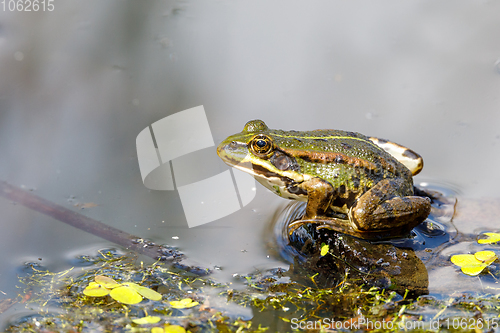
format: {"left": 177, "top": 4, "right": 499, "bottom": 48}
{"left": 267, "top": 128, "right": 412, "bottom": 192}
{"left": 268, "top": 128, "right": 397, "bottom": 167}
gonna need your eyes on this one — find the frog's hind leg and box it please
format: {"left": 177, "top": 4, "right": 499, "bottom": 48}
{"left": 369, "top": 137, "right": 424, "bottom": 176}
{"left": 349, "top": 179, "right": 431, "bottom": 232}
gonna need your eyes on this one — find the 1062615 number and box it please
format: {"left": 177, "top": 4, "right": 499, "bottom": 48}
{"left": 442, "top": 318, "right": 499, "bottom": 330}
{"left": 1, "top": 0, "right": 54, "bottom": 11}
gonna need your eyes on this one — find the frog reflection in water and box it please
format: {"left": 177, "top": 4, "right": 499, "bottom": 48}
{"left": 217, "top": 120, "right": 431, "bottom": 240}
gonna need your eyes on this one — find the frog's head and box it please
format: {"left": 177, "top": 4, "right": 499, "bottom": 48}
{"left": 217, "top": 120, "right": 305, "bottom": 198}
{"left": 217, "top": 120, "right": 269, "bottom": 168}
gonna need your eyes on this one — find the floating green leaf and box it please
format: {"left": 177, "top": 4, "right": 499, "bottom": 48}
{"left": 149, "top": 325, "right": 186, "bottom": 333}
{"left": 169, "top": 298, "right": 199, "bottom": 309}
{"left": 320, "top": 243, "right": 329, "bottom": 257}
{"left": 151, "top": 327, "right": 164, "bottom": 333}
{"left": 82, "top": 276, "right": 162, "bottom": 305}
{"left": 450, "top": 250, "right": 497, "bottom": 276}
{"left": 132, "top": 316, "right": 161, "bottom": 324}
{"left": 163, "top": 325, "right": 187, "bottom": 333}
{"left": 83, "top": 281, "right": 110, "bottom": 297}
{"left": 478, "top": 232, "right": 500, "bottom": 244}
{"left": 129, "top": 282, "right": 162, "bottom": 301}
{"left": 474, "top": 250, "right": 497, "bottom": 264}
{"left": 95, "top": 275, "right": 120, "bottom": 288}
{"left": 109, "top": 285, "right": 143, "bottom": 304}
{"left": 451, "top": 254, "right": 485, "bottom": 276}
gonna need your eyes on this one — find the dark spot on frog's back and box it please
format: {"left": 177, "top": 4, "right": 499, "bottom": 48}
{"left": 334, "top": 155, "right": 345, "bottom": 164}
{"left": 346, "top": 131, "right": 358, "bottom": 138}
{"left": 352, "top": 176, "right": 360, "bottom": 189}
{"left": 340, "top": 142, "right": 352, "bottom": 150}
{"left": 314, "top": 138, "right": 328, "bottom": 142}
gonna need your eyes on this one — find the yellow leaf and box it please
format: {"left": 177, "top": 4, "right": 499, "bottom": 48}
{"left": 151, "top": 328, "right": 164, "bottom": 333}
{"left": 320, "top": 244, "right": 329, "bottom": 257}
{"left": 132, "top": 316, "right": 161, "bottom": 325}
{"left": 95, "top": 275, "right": 120, "bottom": 289}
{"left": 109, "top": 285, "right": 143, "bottom": 304}
{"left": 478, "top": 233, "right": 500, "bottom": 244}
{"left": 164, "top": 325, "right": 186, "bottom": 333}
{"left": 450, "top": 254, "right": 478, "bottom": 267}
{"left": 461, "top": 264, "right": 487, "bottom": 277}
{"left": 474, "top": 251, "right": 497, "bottom": 264}
{"left": 450, "top": 251, "right": 497, "bottom": 277}
{"left": 83, "top": 282, "right": 110, "bottom": 297}
{"left": 129, "top": 283, "right": 162, "bottom": 301}
{"left": 170, "top": 298, "right": 199, "bottom": 309}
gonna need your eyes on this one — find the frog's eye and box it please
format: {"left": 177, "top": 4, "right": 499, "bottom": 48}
{"left": 250, "top": 135, "right": 273, "bottom": 157}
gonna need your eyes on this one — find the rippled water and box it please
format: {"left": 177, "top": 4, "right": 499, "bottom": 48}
{"left": 1, "top": 0, "right": 500, "bottom": 329}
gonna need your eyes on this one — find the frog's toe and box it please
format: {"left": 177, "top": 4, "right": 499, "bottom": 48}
{"left": 288, "top": 219, "right": 313, "bottom": 235}
{"left": 288, "top": 218, "right": 329, "bottom": 236}
{"left": 288, "top": 217, "right": 354, "bottom": 237}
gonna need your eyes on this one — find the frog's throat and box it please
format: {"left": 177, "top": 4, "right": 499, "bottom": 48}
{"left": 256, "top": 177, "right": 308, "bottom": 201}
{"left": 228, "top": 157, "right": 306, "bottom": 184}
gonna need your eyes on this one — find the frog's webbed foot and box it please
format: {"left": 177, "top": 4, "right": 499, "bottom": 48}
{"left": 288, "top": 219, "right": 320, "bottom": 236}
{"left": 288, "top": 217, "right": 351, "bottom": 236}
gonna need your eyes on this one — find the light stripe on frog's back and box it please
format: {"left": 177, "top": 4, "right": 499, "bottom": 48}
{"left": 269, "top": 130, "right": 386, "bottom": 153}
{"left": 269, "top": 131, "right": 392, "bottom": 165}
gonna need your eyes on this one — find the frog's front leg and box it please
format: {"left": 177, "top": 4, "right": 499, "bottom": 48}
{"left": 288, "top": 177, "right": 348, "bottom": 235}
{"left": 297, "top": 177, "right": 334, "bottom": 219}
{"left": 349, "top": 179, "right": 431, "bottom": 232}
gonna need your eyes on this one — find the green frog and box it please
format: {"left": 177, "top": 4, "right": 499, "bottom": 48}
{"left": 217, "top": 120, "right": 431, "bottom": 240}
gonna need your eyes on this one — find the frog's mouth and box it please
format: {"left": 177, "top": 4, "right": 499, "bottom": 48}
{"left": 226, "top": 160, "right": 308, "bottom": 201}
{"left": 228, "top": 159, "right": 290, "bottom": 184}
{"left": 217, "top": 140, "right": 308, "bottom": 200}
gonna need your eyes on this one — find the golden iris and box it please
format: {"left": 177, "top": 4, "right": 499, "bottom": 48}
{"left": 250, "top": 135, "right": 273, "bottom": 157}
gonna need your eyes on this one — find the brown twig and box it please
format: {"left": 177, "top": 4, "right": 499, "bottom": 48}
{"left": 0, "top": 181, "right": 208, "bottom": 275}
